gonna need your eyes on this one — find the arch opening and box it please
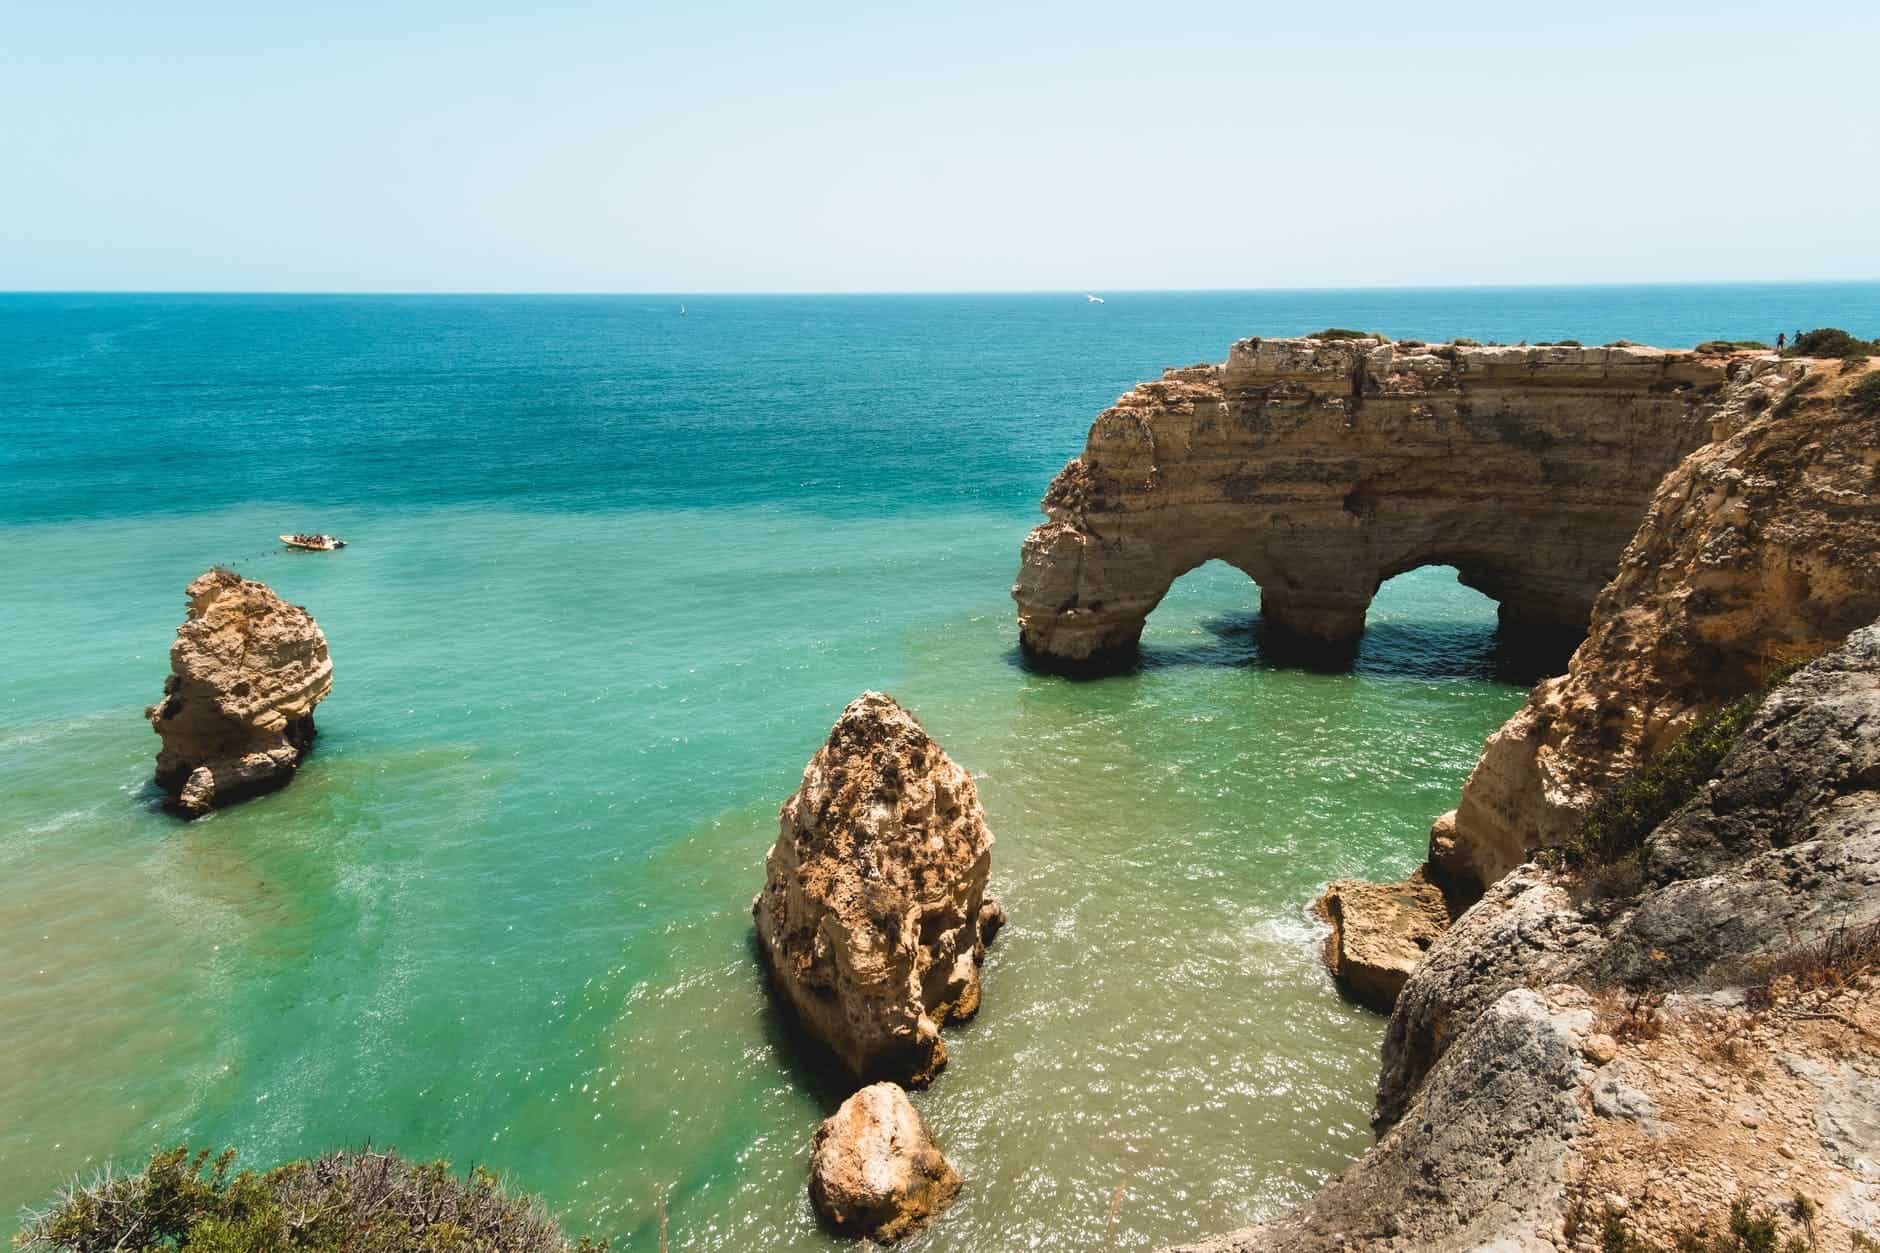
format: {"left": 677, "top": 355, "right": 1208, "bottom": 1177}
{"left": 1361, "top": 564, "right": 1582, "bottom": 683}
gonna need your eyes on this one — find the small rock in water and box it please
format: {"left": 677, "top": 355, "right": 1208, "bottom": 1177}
{"left": 809, "top": 1082, "right": 961, "bottom": 1242}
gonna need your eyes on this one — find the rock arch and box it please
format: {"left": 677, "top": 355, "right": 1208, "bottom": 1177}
{"left": 1013, "top": 336, "right": 1736, "bottom": 672}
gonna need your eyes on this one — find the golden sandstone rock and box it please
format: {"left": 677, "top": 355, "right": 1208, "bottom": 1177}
{"left": 1434, "top": 358, "right": 1880, "bottom": 896}
{"left": 1013, "top": 336, "right": 1729, "bottom": 670}
{"left": 146, "top": 568, "right": 332, "bottom": 817}
{"left": 1314, "top": 870, "right": 1453, "bottom": 1013}
{"left": 808, "top": 1082, "right": 961, "bottom": 1242}
{"left": 753, "top": 692, "right": 1001, "bottom": 1085}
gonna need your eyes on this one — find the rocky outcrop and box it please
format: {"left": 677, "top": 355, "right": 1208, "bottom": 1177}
{"left": 1314, "top": 870, "right": 1454, "bottom": 1013}
{"left": 1432, "top": 360, "right": 1880, "bottom": 896}
{"left": 1170, "top": 622, "right": 1880, "bottom": 1251}
{"left": 1014, "top": 337, "right": 1747, "bottom": 670}
{"left": 146, "top": 568, "right": 333, "bottom": 817}
{"left": 753, "top": 692, "right": 1001, "bottom": 1085}
{"left": 808, "top": 1082, "right": 962, "bottom": 1242}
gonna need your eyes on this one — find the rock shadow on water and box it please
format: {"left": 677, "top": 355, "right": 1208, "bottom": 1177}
{"left": 1006, "top": 612, "right": 1578, "bottom": 684}
{"left": 745, "top": 932, "right": 890, "bottom": 1114}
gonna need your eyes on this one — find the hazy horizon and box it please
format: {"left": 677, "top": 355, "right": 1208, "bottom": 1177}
{"left": 7, "top": 1, "right": 1878, "bottom": 293}
{"left": 10, "top": 279, "right": 1880, "bottom": 298}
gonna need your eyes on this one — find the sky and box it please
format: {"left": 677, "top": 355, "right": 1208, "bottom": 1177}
{"left": 3, "top": 1, "right": 1878, "bottom": 293}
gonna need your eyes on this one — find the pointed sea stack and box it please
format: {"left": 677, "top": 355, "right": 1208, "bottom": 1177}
{"left": 753, "top": 692, "right": 1003, "bottom": 1085}
{"left": 146, "top": 568, "right": 333, "bottom": 817}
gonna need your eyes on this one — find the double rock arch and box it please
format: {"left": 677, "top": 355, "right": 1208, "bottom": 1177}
{"left": 1014, "top": 336, "right": 1734, "bottom": 671}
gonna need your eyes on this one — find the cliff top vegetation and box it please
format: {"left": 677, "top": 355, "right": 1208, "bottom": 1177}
{"left": 13, "top": 1146, "right": 604, "bottom": 1253}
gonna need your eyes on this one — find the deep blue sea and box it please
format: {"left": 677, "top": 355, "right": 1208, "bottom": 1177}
{"left": 4, "top": 285, "right": 1876, "bottom": 1250}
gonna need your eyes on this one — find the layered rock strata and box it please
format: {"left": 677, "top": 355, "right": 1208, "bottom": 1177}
{"left": 753, "top": 692, "right": 1002, "bottom": 1085}
{"left": 146, "top": 568, "right": 333, "bottom": 817}
{"left": 1432, "top": 359, "right": 1880, "bottom": 896}
{"left": 1015, "top": 337, "right": 1737, "bottom": 670}
{"left": 1172, "top": 624, "right": 1880, "bottom": 1251}
{"left": 808, "top": 1082, "right": 962, "bottom": 1242}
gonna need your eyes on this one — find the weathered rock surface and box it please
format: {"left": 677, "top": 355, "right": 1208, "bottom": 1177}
{"left": 1167, "top": 622, "right": 1880, "bottom": 1251}
{"left": 1313, "top": 869, "right": 1452, "bottom": 1013}
{"left": 1170, "top": 987, "right": 1595, "bottom": 1253}
{"left": 1014, "top": 336, "right": 1741, "bottom": 670}
{"left": 808, "top": 1082, "right": 962, "bottom": 1242}
{"left": 146, "top": 568, "right": 333, "bottom": 817}
{"left": 1383, "top": 624, "right": 1880, "bottom": 1124}
{"left": 1433, "top": 360, "right": 1880, "bottom": 895}
{"left": 753, "top": 692, "right": 1001, "bottom": 1085}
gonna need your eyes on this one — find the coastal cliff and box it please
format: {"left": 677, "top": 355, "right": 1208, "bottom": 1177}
{"left": 146, "top": 568, "right": 333, "bottom": 816}
{"left": 1104, "top": 345, "right": 1880, "bottom": 1249}
{"left": 1013, "top": 336, "right": 1741, "bottom": 670}
{"left": 1174, "top": 622, "right": 1880, "bottom": 1252}
{"left": 1432, "top": 361, "right": 1880, "bottom": 895}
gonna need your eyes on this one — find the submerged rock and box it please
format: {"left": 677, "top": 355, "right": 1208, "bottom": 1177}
{"left": 753, "top": 691, "right": 1001, "bottom": 1085}
{"left": 146, "top": 568, "right": 332, "bottom": 817}
{"left": 1314, "top": 869, "right": 1452, "bottom": 1013}
{"left": 808, "top": 1082, "right": 961, "bottom": 1242}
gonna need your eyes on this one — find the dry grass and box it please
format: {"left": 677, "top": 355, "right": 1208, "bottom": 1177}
{"left": 1737, "top": 919, "right": 1880, "bottom": 1011}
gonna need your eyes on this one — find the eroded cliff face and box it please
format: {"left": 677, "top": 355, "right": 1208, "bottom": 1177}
{"left": 1014, "top": 337, "right": 1736, "bottom": 670}
{"left": 753, "top": 692, "right": 1002, "bottom": 1086}
{"left": 1432, "top": 361, "right": 1880, "bottom": 896}
{"left": 1172, "top": 624, "right": 1880, "bottom": 1252}
{"left": 146, "top": 568, "right": 333, "bottom": 817}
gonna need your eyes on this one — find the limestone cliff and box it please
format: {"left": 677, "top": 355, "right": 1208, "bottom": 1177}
{"left": 1432, "top": 360, "right": 1880, "bottom": 895}
{"left": 146, "top": 568, "right": 333, "bottom": 817}
{"left": 753, "top": 692, "right": 1003, "bottom": 1086}
{"left": 1014, "top": 336, "right": 1739, "bottom": 670}
{"left": 1171, "top": 624, "right": 1880, "bottom": 1251}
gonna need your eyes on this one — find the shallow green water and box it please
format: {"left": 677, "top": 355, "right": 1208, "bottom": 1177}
{"left": 0, "top": 503, "right": 1519, "bottom": 1249}
{"left": 11, "top": 289, "right": 1873, "bottom": 1247}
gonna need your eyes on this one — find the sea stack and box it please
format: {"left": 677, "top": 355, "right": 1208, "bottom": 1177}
{"left": 146, "top": 568, "right": 333, "bottom": 817}
{"left": 753, "top": 692, "right": 1002, "bottom": 1085}
{"left": 808, "top": 1082, "right": 962, "bottom": 1242}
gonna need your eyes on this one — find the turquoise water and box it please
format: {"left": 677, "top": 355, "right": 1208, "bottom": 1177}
{"left": 5, "top": 287, "right": 1878, "bottom": 1249}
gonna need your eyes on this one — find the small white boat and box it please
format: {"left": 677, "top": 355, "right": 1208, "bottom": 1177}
{"left": 1086, "top": 294, "right": 1105, "bottom": 304}
{"left": 280, "top": 533, "right": 346, "bottom": 551}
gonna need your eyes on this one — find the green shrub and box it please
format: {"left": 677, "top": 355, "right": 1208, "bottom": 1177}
{"left": 1309, "top": 327, "right": 1371, "bottom": 341}
{"left": 1786, "top": 327, "right": 1877, "bottom": 359}
{"left": 1850, "top": 371, "right": 1880, "bottom": 417}
{"left": 1694, "top": 340, "right": 1769, "bottom": 352}
{"left": 15, "top": 1146, "right": 605, "bottom": 1253}
{"left": 1556, "top": 660, "right": 1809, "bottom": 874}
{"left": 1594, "top": 1198, "right": 1804, "bottom": 1252}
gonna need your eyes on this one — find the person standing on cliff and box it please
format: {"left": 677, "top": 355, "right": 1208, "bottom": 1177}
{"left": 1777, "top": 332, "right": 1786, "bottom": 349}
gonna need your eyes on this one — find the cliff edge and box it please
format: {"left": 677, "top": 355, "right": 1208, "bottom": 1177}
{"left": 1434, "top": 358, "right": 1880, "bottom": 896}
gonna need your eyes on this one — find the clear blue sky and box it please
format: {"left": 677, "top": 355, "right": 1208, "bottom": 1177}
{"left": 5, "top": 1, "right": 1877, "bottom": 292}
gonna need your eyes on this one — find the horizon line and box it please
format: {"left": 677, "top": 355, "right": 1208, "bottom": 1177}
{"left": 5, "top": 277, "right": 1880, "bottom": 299}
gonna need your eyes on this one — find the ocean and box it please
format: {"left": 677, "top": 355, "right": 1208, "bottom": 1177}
{"left": 4, "top": 285, "right": 1877, "bottom": 1249}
